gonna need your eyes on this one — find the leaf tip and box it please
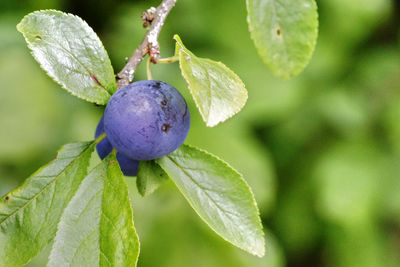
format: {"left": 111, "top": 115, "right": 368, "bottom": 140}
{"left": 16, "top": 22, "right": 23, "bottom": 33}
{"left": 173, "top": 34, "right": 185, "bottom": 51}
{"left": 136, "top": 181, "right": 146, "bottom": 197}
{"left": 205, "top": 120, "right": 219, "bottom": 127}
{"left": 15, "top": 12, "right": 31, "bottom": 34}
{"left": 172, "top": 34, "right": 180, "bottom": 42}
{"left": 253, "top": 237, "right": 266, "bottom": 257}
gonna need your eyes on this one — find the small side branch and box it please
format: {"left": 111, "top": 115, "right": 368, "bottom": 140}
{"left": 116, "top": 0, "right": 177, "bottom": 88}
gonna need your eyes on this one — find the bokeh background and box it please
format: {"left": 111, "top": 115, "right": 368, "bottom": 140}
{"left": 1, "top": 0, "right": 399, "bottom": 266}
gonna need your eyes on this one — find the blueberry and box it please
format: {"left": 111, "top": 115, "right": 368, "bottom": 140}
{"left": 115, "top": 153, "right": 139, "bottom": 177}
{"left": 95, "top": 116, "right": 139, "bottom": 176}
{"left": 104, "top": 80, "right": 190, "bottom": 161}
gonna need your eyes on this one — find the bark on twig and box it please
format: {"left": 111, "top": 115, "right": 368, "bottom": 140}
{"left": 116, "top": 0, "right": 177, "bottom": 88}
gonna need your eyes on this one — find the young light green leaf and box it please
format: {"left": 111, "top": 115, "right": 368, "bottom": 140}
{"left": 246, "top": 0, "right": 318, "bottom": 78}
{"left": 156, "top": 144, "right": 265, "bottom": 257}
{"left": 0, "top": 141, "right": 95, "bottom": 267}
{"left": 100, "top": 154, "right": 140, "bottom": 266}
{"left": 49, "top": 154, "right": 140, "bottom": 267}
{"left": 17, "top": 10, "right": 116, "bottom": 105}
{"left": 136, "top": 160, "right": 169, "bottom": 197}
{"left": 174, "top": 35, "right": 248, "bottom": 127}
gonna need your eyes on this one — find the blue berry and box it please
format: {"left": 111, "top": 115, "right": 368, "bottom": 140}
{"left": 95, "top": 116, "right": 139, "bottom": 176}
{"left": 104, "top": 80, "right": 190, "bottom": 160}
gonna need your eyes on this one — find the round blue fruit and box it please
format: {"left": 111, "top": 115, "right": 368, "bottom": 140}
{"left": 104, "top": 80, "right": 190, "bottom": 161}
{"left": 95, "top": 116, "right": 139, "bottom": 176}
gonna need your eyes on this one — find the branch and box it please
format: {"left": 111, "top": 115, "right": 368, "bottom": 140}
{"left": 116, "top": 0, "right": 177, "bottom": 88}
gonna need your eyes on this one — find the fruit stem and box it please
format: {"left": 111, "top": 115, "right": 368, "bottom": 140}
{"left": 115, "top": 0, "right": 177, "bottom": 88}
{"left": 157, "top": 55, "right": 179, "bottom": 64}
{"left": 94, "top": 132, "right": 106, "bottom": 144}
{"left": 146, "top": 56, "right": 153, "bottom": 80}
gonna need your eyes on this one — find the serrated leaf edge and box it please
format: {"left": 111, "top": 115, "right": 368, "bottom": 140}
{"left": 101, "top": 158, "right": 141, "bottom": 266}
{"left": 157, "top": 144, "right": 265, "bottom": 257}
{"left": 246, "top": 0, "right": 319, "bottom": 79}
{"left": 16, "top": 9, "right": 116, "bottom": 105}
{"left": 47, "top": 154, "right": 106, "bottom": 267}
{"left": 0, "top": 141, "right": 94, "bottom": 226}
{"left": 173, "top": 34, "right": 248, "bottom": 127}
{"left": 0, "top": 141, "right": 94, "bottom": 267}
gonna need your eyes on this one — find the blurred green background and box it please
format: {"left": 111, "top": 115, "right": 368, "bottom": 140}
{"left": 1, "top": 0, "right": 399, "bottom": 266}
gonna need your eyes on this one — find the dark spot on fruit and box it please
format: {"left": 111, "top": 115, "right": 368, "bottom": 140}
{"left": 153, "top": 81, "right": 161, "bottom": 89}
{"left": 4, "top": 196, "right": 9, "bottom": 201}
{"left": 104, "top": 80, "right": 190, "bottom": 160}
{"left": 276, "top": 27, "right": 282, "bottom": 36}
{"left": 35, "top": 35, "right": 42, "bottom": 41}
{"left": 161, "top": 123, "right": 172, "bottom": 133}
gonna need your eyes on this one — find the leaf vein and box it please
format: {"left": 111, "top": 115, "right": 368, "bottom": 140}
{"left": 0, "top": 144, "right": 92, "bottom": 226}
{"left": 166, "top": 155, "right": 238, "bottom": 223}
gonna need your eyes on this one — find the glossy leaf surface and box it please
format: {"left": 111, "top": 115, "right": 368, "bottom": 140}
{"left": 17, "top": 10, "right": 116, "bottom": 104}
{"left": 175, "top": 35, "right": 247, "bottom": 127}
{"left": 0, "top": 142, "right": 94, "bottom": 266}
{"left": 157, "top": 144, "right": 265, "bottom": 257}
{"left": 49, "top": 154, "right": 140, "bottom": 266}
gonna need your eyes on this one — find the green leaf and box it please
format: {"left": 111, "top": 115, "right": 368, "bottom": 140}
{"left": 174, "top": 34, "right": 248, "bottom": 127}
{"left": 137, "top": 160, "right": 169, "bottom": 197}
{"left": 48, "top": 154, "right": 140, "bottom": 267}
{"left": 156, "top": 144, "right": 265, "bottom": 257}
{"left": 0, "top": 141, "right": 95, "bottom": 267}
{"left": 100, "top": 154, "right": 140, "bottom": 266}
{"left": 246, "top": 0, "right": 318, "bottom": 78}
{"left": 17, "top": 10, "right": 116, "bottom": 105}
{"left": 48, "top": 155, "right": 109, "bottom": 266}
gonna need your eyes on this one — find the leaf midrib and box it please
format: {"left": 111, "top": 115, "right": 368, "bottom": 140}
{"left": 33, "top": 38, "right": 110, "bottom": 94}
{"left": 269, "top": 0, "right": 289, "bottom": 64}
{"left": 165, "top": 155, "right": 238, "bottom": 226}
{"left": 0, "top": 145, "right": 91, "bottom": 226}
